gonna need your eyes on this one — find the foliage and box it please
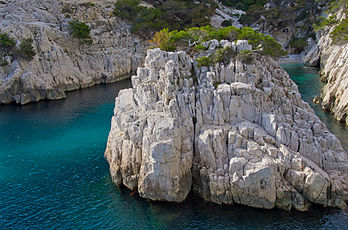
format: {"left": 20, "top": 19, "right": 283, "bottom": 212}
{"left": 289, "top": 37, "right": 308, "bottom": 52}
{"left": 196, "top": 56, "right": 212, "bottom": 66}
{"left": 69, "top": 20, "right": 92, "bottom": 44}
{"left": 221, "top": 20, "right": 233, "bottom": 27}
{"left": 17, "top": 38, "right": 36, "bottom": 60}
{"left": 0, "top": 33, "right": 15, "bottom": 51}
{"left": 0, "top": 60, "right": 8, "bottom": 66}
{"left": 237, "top": 50, "right": 254, "bottom": 64}
{"left": 0, "top": 34, "right": 37, "bottom": 63}
{"left": 211, "top": 46, "right": 237, "bottom": 65}
{"left": 313, "top": 0, "right": 348, "bottom": 44}
{"left": 114, "top": 0, "right": 143, "bottom": 21}
{"left": 151, "top": 26, "right": 286, "bottom": 57}
{"left": 330, "top": 18, "right": 348, "bottom": 44}
{"left": 114, "top": 0, "right": 217, "bottom": 35}
{"left": 219, "top": 0, "right": 266, "bottom": 11}
{"left": 236, "top": 27, "right": 287, "bottom": 57}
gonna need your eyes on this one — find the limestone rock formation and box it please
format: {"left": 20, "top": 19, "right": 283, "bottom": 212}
{"left": 304, "top": 11, "right": 348, "bottom": 125}
{"left": 105, "top": 43, "right": 348, "bottom": 211}
{"left": 0, "top": 0, "right": 146, "bottom": 104}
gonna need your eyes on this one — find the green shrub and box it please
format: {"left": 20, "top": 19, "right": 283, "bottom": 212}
{"left": 289, "top": 37, "right": 308, "bottom": 52}
{"left": 114, "top": 0, "right": 217, "bottom": 35}
{"left": 237, "top": 27, "right": 287, "bottom": 57}
{"left": 0, "top": 60, "right": 8, "bottom": 66}
{"left": 330, "top": 18, "right": 348, "bottom": 44}
{"left": 211, "top": 46, "right": 237, "bottom": 65}
{"left": 221, "top": 20, "right": 233, "bottom": 27}
{"left": 195, "top": 44, "right": 208, "bottom": 51}
{"left": 237, "top": 50, "right": 254, "bottom": 64}
{"left": 196, "top": 56, "right": 212, "bottom": 66}
{"left": 314, "top": 15, "right": 338, "bottom": 31}
{"left": 17, "top": 38, "right": 36, "bottom": 60}
{"left": 151, "top": 26, "right": 286, "bottom": 57}
{"left": 114, "top": 0, "right": 143, "bottom": 21}
{"left": 0, "top": 33, "right": 15, "bottom": 51}
{"left": 69, "top": 20, "right": 92, "bottom": 44}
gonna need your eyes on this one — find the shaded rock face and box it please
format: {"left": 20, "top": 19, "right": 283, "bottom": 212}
{"left": 0, "top": 0, "right": 146, "bottom": 104}
{"left": 304, "top": 11, "right": 348, "bottom": 125}
{"left": 105, "top": 44, "right": 348, "bottom": 211}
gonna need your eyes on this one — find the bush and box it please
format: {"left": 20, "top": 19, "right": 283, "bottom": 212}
{"left": 114, "top": 0, "right": 217, "bottom": 35}
{"left": 237, "top": 27, "right": 287, "bottom": 57}
{"left": 314, "top": 15, "right": 338, "bottom": 31}
{"left": 69, "top": 20, "right": 92, "bottom": 44}
{"left": 237, "top": 50, "right": 254, "bottom": 64}
{"left": 221, "top": 20, "right": 233, "bottom": 27}
{"left": 114, "top": 0, "right": 143, "bottom": 21}
{"left": 0, "top": 60, "right": 8, "bottom": 66}
{"left": 0, "top": 33, "right": 15, "bottom": 51}
{"left": 331, "top": 18, "right": 348, "bottom": 44}
{"left": 289, "top": 37, "right": 308, "bottom": 52}
{"left": 196, "top": 56, "right": 212, "bottom": 66}
{"left": 17, "top": 38, "right": 36, "bottom": 60}
{"left": 211, "top": 46, "right": 237, "bottom": 65}
{"left": 151, "top": 26, "right": 286, "bottom": 57}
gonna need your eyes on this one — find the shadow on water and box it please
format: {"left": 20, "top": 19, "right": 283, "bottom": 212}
{"left": 0, "top": 73, "right": 347, "bottom": 229}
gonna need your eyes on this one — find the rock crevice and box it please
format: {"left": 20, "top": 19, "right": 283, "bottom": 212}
{"left": 106, "top": 44, "right": 348, "bottom": 211}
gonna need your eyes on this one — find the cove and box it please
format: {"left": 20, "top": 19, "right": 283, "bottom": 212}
{"left": 0, "top": 64, "right": 347, "bottom": 229}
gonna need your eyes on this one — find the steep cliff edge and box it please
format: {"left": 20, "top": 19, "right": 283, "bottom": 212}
{"left": 304, "top": 10, "right": 348, "bottom": 125}
{"left": 105, "top": 44, "right": 348, "bottom": 211}
{"left": 0, "top": 0, "right": 146, "bottom": 104}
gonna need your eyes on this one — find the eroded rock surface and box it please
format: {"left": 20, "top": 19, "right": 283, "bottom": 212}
{"left": 0, "top": 0, "right": 145, "bottom": 104}
{"left": 106, "top": 44, "right": 348, "bottom": 211}
{"left": 304, "top": 11, "right": 348, "bottom": 124}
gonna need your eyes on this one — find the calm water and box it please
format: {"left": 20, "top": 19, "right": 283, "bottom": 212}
{"left": 0, "top": 64, "right": 347, "bottom": 229}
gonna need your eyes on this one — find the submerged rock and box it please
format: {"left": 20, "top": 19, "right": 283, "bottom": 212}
{"left": 105, "top": 44, "right": 348, "bottom": 211}
{"left": 0, "top": 0, "right": 146, "bottom": 104}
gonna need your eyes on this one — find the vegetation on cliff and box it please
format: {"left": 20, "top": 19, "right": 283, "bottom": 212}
{"left": 0, "top": 33, "right": 36, "bottom": 65}
{"left": 150, "top": 26, "right": 286, "bottom": 57}
{"left": 68, "top": 20, "right": 92, "bottom": 44}
{"left": 114, "top": 0, "right": 217, "bottom": 34}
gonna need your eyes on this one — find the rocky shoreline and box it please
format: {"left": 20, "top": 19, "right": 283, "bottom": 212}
{"left": 304, "top": 10, "right": 348, "bottom": 125}
{"left": 0, "top": 0, "right": 145, "bottom": 105}
{"left": 105, "top": 42, "right": 348, "bottom": 211}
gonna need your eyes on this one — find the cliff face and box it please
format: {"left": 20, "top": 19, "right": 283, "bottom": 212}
{"left": 0, "top": 0, "right": 146, "bottom": 104}
{"left": 105, "top": 43, "right": 348, "bottom": 211}
{"left": 304, "top": 11, "right": 348, "bottom": 125}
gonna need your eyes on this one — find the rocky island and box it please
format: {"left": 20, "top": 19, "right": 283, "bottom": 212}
{"left": 105, "top": 40, "right": 348, "bottom": 211}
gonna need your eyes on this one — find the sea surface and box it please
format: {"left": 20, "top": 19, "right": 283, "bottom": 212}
{"left": 0, "top": 64, "right": 347, "bottom": 229}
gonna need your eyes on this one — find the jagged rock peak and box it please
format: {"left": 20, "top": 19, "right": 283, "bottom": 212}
{"left": 105, "top": 43, "right": 348, "bottom": 211}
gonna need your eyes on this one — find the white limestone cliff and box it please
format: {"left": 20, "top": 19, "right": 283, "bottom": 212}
{"left": 0, "top": 0, "right": 146, "bottom": 104}
{"left": 304, "top": 10, "right": 348, "bottom": 124}
{"left": 105, "top": 43, "right": 348, "bottom": 211}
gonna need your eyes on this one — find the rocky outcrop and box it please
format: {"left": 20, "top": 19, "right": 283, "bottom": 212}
{"left": 0, "top": 0, "right": 146, "bottom": 104}
{"left": 105, "top": 42, "right": 348, "bottom": 211}
{"left": 304, "top": 11, "right": 348, "bottom": 125}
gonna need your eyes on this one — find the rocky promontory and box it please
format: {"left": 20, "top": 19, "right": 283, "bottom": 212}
{"left": 0, "top": 0, "right": 145, "bottom": 104}
{"left": 105, "top": 42, "right": 348, "bottom": 211}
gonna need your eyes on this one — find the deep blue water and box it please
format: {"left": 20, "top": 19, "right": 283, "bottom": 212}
{"left": 0, "top": 65, "right": 347, "bottom": 229}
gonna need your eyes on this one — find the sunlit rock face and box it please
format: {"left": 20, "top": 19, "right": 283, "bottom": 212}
{"left": 0, "top": 0, "right": 146, "bottom": 104}
{"left": 106, "top": 43, "right": 347, "bottom": 211}
{"left": 304, "top": 10, "right": 348, "bottom": 125}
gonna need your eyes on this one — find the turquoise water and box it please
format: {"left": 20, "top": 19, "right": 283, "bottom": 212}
{"left": 0, "top": 65, "right": 347, "bottom": 229}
